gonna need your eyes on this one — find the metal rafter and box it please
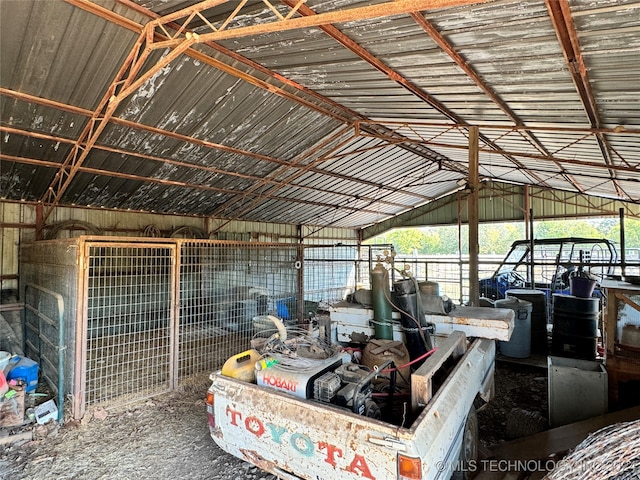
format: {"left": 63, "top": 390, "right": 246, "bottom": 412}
{"left": 409, "top": 12, "right": 586, "bottom": 194}
{"left": 355, "top": 129, "right": 640, "bottom": 179}
{"left": 6, "top": 85, "right": 636, "bottom": 177}
{"left": 105, "top": 0, "right": 458, "bottom": 224}
{"left": 356, "top": 119, "right": 640, "bottom": 137}
{"left": 69, "top": 0, "right": 353, "bottom": 123}
{"left": 61, "top": 0, "right": 451, "bottom": 226}
{"left": 3, "top": 152, "right": 398, "bottom": 216}
{"left": 12, "top": 0, "right": 637, "bottom": 223}
{"left": 273, "top": 0, "right": 552, "bottom": 190}
{"left": 207, "top": 127, "right": 449, "bottom": 228}
{"left": 546, "top": 0, "right": 625, "bottom": 198}
{"left": 143, "top": 0, "right": 490, "bottom": 45}
{"left": 42, "top": 0, "right": 355, "bottom": 221}
{"left": 60, "top": 0, "right": 522, "bottom": 231}
{"left": 39, "top": 17, "right": 198, "bottom": 222}
{"left": 108, "top": 0, "right": 356, "bottom": 123}
{"left": 1, "top": 87, "right": 438, "bottom": 210}
{"left": 0, "top": 125, "right": 415, "bottom": 210}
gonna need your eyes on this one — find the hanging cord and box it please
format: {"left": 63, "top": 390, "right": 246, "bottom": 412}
{"left": 373, "top": 347, "right": 439, "bottom": 395}
{"left": 381, "top": 347, "right": 438, "bottom": 374}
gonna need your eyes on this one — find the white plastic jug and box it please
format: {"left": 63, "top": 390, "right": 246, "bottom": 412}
{"left": 0, "top": 351, "right": 10, "bottom": 371}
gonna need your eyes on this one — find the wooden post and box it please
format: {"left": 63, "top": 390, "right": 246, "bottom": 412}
{"left": 468, "top": 126, "right": 479, "bottom": 306}
{"left": 619, "top": 208, "right": 626, "bottom": 277}
{"left": 35, "top": 203, "right": 44, "bottom": 240}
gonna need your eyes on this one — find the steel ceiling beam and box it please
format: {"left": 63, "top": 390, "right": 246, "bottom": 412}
{"left": 62, "top": 0, "right": 580, "bottom": 226}
{"left": 38, "top": 16, "right": 199, "bottom": 222}
{"left": 276, "top": 0, "right": 552, "bottom": 190}
{"left": 108, "top": 0, "right": 456, "bottom": 224}
{"left": 2, "top": 152, "right": 398, "bottom": 216}
{"left": 546, "top": 0, "right": 624, "bottom": 198}
{"left": 362, "top": 182, "right": 640, "bottom": 240}
{"left": 145, "top": 0, "right": 491, "bottom": 45}
{"left": 108, "top": 0, "right": 356, "bottom": 123}
{"left": 0, "top": 125, "right": 414, "bottom": 211}
{"left": 5, "top": 85, "right": 636, "bottom": 178}
{"left": 409, "top": 12, "right": 586, "bottom": 194}
{"left": 41, "top": 0, "right": 358, "bottom": 223}
{"left": 63, "top": 0, "right": 448, "bottom": 227}
{"left": 1, "top": 88, "right": 437, "bottom": 211}
{"left": 354, "top": 132, "right": 640, "bottom": 177}
{"left": 355, "top": 119, "right": 640, "bottom": 136}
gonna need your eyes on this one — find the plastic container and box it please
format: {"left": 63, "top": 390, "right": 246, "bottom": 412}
{"left": 5, "top": 356, "right": 39, "bottom": 393}
{"left": 496, "top": 297, "right": 532, "bottom": 358}
{"left": 506, "top": 289, "right": 548, "bottom": 354}
{"left": 221, "top": 349, "right": 261, "bottom": 383}
{"left": 569, "top": 276, "right": 597, "bottom": 298}
{"left": 276, "top": 298, "right": 319, "bottom": 320}
{"left": 255, "top": 357, "right": 278, "bottom": 371}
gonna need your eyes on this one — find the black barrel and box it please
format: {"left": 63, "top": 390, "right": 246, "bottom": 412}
{"left": 393, "top": 278, "right": 433, "bottom": 368}
{"left": 551, "top": 294, "right": 599, "bottom": 361}
{"left": 506, "top": 289, "right": 548, "bottom": 354}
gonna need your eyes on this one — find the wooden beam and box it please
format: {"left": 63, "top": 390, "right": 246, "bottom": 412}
{"left": 468, "top": 126, "right": 480, "bottom": 306}
{"left": 411, "top": 331, "right": 467, "bottom": 411}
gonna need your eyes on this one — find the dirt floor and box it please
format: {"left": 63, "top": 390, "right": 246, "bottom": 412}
{"left": 0, "top": 360, "right": 548, "bottom": 480}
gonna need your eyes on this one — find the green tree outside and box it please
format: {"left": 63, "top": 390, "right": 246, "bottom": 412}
{"left": 368, "top": 218, "right": 640, "bottom": 256}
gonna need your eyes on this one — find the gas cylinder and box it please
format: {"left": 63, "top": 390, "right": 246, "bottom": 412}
{"left": 370, "top": 262, "right": 393, "bottom": 340}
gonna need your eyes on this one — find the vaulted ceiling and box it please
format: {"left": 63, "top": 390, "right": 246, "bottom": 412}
{"left": 1, "top": 0, "right": 639, "bottom": 230}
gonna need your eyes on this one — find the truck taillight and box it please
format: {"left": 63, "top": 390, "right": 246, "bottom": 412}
{"left": 398, "top": 454, "right": 422, "bottom": 480}
{"left": 206, "top": 390, "right": 215, "bottom": 428}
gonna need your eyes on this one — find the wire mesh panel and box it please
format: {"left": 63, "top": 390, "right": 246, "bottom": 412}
{"left": 84, "top": 243, "right": 175, "bottom": 407}
{"left": 177, "top": 241, "right": 300, "bottom": 379}
{"left": 303, "top": 245, "right": 359, "bottom": 307}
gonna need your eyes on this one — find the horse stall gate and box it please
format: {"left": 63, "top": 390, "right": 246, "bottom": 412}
{"left": 20, "top": 237, "right": 358, "bottom": 420}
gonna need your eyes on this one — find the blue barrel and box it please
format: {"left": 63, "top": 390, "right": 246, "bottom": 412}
{"left": 496, "top": 297, "right": 532, "bottom": 358}
{"left": 6, "top": 356, "right": 39, "bottom": 393}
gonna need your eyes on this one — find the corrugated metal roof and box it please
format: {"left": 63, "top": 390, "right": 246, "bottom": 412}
{"left": 1, "top": 0, "right": 639, "bottom": 229}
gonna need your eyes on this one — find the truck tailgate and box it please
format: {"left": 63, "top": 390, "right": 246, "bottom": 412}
{"left": 208, "top": 337, "right": 495, "bottom": 480}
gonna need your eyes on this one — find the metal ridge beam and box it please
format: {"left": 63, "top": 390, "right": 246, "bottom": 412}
{"left": 147, "top": 0, "right": 491, "bottom": 44}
